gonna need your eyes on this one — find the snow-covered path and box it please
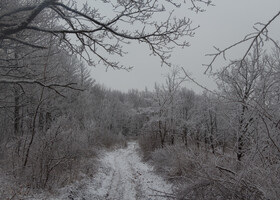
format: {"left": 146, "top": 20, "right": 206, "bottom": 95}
{"left": 54, "top": 141, "right": 174, "bottom": 200}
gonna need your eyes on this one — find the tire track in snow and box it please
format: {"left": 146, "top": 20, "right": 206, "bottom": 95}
{"left": 51, "top": 141, "right": 174, "bottom": 200}
{"left": 103, "top": 141, "right": 173, "bottom": 200}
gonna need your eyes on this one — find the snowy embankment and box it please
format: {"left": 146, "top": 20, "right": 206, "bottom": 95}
{"left": 43, "top": 141, "right": 174, "bottom": 200}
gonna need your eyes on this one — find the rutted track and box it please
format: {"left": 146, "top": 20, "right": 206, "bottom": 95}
{"left": 52, "top": 141, "right": 174, "bottom": 200}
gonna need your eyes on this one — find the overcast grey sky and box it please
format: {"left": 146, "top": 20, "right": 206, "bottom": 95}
{"left": 87, "top": 0, "right": 280, "bottom": 93}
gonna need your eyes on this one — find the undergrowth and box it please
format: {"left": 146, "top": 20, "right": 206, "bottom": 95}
{"left": 139, "top": 134, "right": 280, "bottom": 200}
{"left": 0, "top": 116, "right": 127, "bottom": 199}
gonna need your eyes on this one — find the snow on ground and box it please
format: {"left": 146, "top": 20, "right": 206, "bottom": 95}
{"left": 45, "top": 141, "right": 174, "bottom": 200}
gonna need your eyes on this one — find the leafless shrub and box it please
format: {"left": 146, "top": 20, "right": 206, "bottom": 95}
{"left": 147, "top": 144, "right": 279, "bottom": 200}
{"left": 93, "top": 128, "right": 127, "bottom": 150}
{"left": 1, "top": 116, "right": 98, "bottom": 192}
{"left": 138, "top": 130, "right": 162, "bottom": 160}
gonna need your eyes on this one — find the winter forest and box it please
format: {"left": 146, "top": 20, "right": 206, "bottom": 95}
{"left": 0, "top": 0, "right": 280, "bottom": 199}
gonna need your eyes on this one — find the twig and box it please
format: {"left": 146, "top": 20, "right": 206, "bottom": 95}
{"left": 181, "top": 67, "right": 218, "bottom": 96}
{"left": 216, "top": 165, "right": 236, "bottom": 175}
{"left": 148, "top": 187, "right": 176, "bottom": 198}
{"left": 149, "top": 194, "right": 177, "bottom": 199}
{"left": 204, "top": 10, "right": 280, "bottom": 73}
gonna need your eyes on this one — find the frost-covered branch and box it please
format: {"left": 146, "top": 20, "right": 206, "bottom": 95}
{"left": 204, "top": 10, "right": 280, "bottom": 73}
{"left": 0, "top": 0, "right": 211, "bottom": 69}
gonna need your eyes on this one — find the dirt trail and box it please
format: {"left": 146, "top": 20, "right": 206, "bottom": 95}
{"left": 53, "top": 141, "right": 174, "bottom": 200}
{"left": 104, "top": 141, "right": 174, "bottom": 200}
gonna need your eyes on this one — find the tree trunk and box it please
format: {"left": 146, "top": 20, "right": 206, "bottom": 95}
{"left": 14, "top": 85, "right": 20, "bottom": 135}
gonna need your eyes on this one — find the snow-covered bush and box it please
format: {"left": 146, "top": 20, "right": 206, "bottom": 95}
{"left": 94, "top": 128, "right": 127, "bottom": 149}
{"left": 149, "top": 144, "right": 280, "bottom": 199}
{"left": 2, "top": 116, "right": 98, "bottom": 191}
{"left": 138, "top": 129, "right": 162, "bottom": 160}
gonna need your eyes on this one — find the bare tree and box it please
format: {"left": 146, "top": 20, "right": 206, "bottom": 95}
{"left": 0, "top": 0, "right": 212, "bottom": 72}
{"left": 204, "top": 10, "right": 280, "bottom": 72}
